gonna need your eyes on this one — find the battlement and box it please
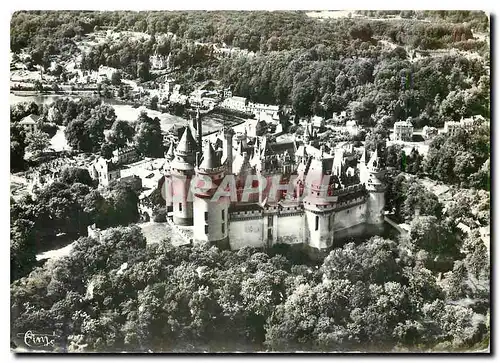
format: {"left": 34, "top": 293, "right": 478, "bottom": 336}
{"left": 335, "top": 194, "right": 366, "bottom": 211}
{"left": 333, "top": 183, "right": 365, "bottom": 196}
{"left": 229, "top": 203, "right": 263, "bottom": 220}
{"left": 195, "top": 164, "right": 226, "bottom": 174}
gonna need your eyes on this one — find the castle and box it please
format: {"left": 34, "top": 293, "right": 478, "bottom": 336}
{"left": 162, "top": 111, "right": 386, "bottom": 254}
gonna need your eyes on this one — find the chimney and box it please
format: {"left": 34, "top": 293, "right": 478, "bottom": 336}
{"left": 197, "top": 111, "right": 202, "bottom": 154}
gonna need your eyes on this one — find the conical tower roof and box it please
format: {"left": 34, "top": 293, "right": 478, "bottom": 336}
{"left": 360, "top": 148, "right": 368, "bottom": 164}
{"left": 176, "top": 126, "right": 197, "bottom": 155}
{"left": 165, "top": 143, "right": 175, "bottom": 161}
{"left": 199, "top": 142, "right": 220, "bottom": 170}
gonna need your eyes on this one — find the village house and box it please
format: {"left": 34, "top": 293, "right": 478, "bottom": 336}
{"left": 220, "top": 96, "right": 247, "bottom": 112}
{"left": 19, "top": 114, "right": 40, "bottom": 133}
{"left": 393, "top": 120, "right": 414, "bottom": 141}
{"left": 112, "top": 146, "right": 140, "bottom": 166}
{"left": 88, "top": 157, "right": 121, "bottom": 188}
{"left": 311, "top": 116, "right": 325, "bottom": 129}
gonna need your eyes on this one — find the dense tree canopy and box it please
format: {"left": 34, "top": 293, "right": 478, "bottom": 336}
{"left": 10, "top": 230, "right": 489, "bottom": 352}
{"left": 424, "top": 124, "right": 490, "bottom": 189}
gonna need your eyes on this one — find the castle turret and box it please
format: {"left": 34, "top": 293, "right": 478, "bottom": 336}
{"left": 165, "top": 142, "right": 175, "bottom": 162}
{"left": 171, "top": 127, "right": 197, "bottom": 225}
{"left": 303, "top": 154, "right": 337, "bottom": 250}
{"left": 163, "top": 143, "right": 175, "bottom": 209}
{"left": 222, "top": 126, "right": 235, "bottom": 175}
{"left": 193, "top": 141, "right": 230, "bottom": 248}
{"left": 359, "top": 149, "right": 386, "bottom": 226}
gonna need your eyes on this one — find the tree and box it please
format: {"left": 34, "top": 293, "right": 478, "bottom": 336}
{"left": 453, "top": 151, "right": 476, "bottom": 187}
{"left": 65, "top": 118, "right": 92, "bottom": 152}
{"left": 134, "top": 112, "right": 164, "bottom": 157}
{"left": 386, "top": 144, "right": 404, "bottom": 170}
{"left": 91, "top": 105, "right": 117, "bottom": 129}
{"left": 60, "top": 167, "right": 94, "bottom": 187}
{"left": 291, "top": 82, "right": 314, "bottom": 117}
{"left": 348, "top": 99, "right": 376, "bottom": 126}
{"left": 65, "top": 113, "right": 106, "bottom": 153}
{"left": 109, "top": 120, "right": 135, "bottom": 149}
{"left": 11, "top": 123, "right": 26, "bottom": 171}
{"left": 10, "top": 217, "right": 36, "bottom": 282}
{"left": 406, "top": 148, "right": 423, "bottom": 175}
{"left": 462, "top": 234, "right": 489, "bottom": 280}
{"left": 137, "top": 61, "right": 150, "bottom": 82}
{"left": 149, "top": 96, "right": 159, "bottom": 111}
{"left": 444, "top": 261, "right": 471, "bottom": 300}
{"left": 101, "top": 142, "right": 114, "bottom": 160}
{"left": 409, "top": 216, "right": 459, "bottom": 258}
{"left": 25, "top": 130, "right": 51, "bottom": 157}
{"left": 34, "top": 80, "right": 44, "bottom": 93}
{"left": 111, "top": 71, "right": 122, "bottom": 86}
{"left": 365, "top": 123, "right": 388, "bottom": 156}
{"left": 104, "top": 183, "right": 140, "bottom": 227}
{"left": 402, "top": 182, "right": 442, "bottom": 221}
{"left": 152, "top": 207, "right": 167, "bottom": 222}
{"left": 385, "top": 173, "right": 408, "bottom": 220}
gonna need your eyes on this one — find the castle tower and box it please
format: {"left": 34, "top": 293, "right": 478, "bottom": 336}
{"left": 359, "top": 149, "right": 386, "bottom": 226}
{"left": 163, "top": 143, "right": 175, "bottom": 210}
{"left": 193, "top": 141, "right": 230, "bottom": 248}
{"left": 171, "top": 127, "right": 197, "bottom": 226}
{"left": 222, "top": 126, "right": 235, "bottom": 175}
{"left": 303, "top": 155, "right": 337, "bottom": 250}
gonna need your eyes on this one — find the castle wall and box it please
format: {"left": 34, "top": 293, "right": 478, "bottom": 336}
{"left": 334, "top": 223, "right": 368, "bottom": 245}
{"left": 228, "top": 217, "right": 265, "bottom": 249}
{"left": 275, "top": 213, "right": 304, "bottom": 246}
{"left": 366, "top": 190, "right": 385, "bottom": 225}
{"left": 333, "top": 201, "right": 367, "bottom": 231}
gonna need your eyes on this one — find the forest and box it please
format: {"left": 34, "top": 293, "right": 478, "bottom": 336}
{"left": 11, "top": 224, "right": 489, "bottom": 352}
{"left": 11, "top": 11, "right": 490, "bottom": 125}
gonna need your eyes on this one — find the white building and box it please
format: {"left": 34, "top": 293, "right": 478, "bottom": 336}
{"left": 443, "top": 121, "right": 462, "bottom": 136}
{"left": 19, "top": 114, "right": 40, "bottom": 133}
{"left": 150, "top": 53, "right": 170, "bottom": 70}
{"left": 311, "top": 116, "right": 325, "bottom": 129}
{"left": 246, "top": 102, "right": 279, "bottom": 119}
{"left": 88, "top": 157, "right": 121, "bottom": 188}
{"left": 220, "top": 96, "right": 247, "bottom": 112}
{"left": 345, "top": 120, "right": 360, "bottom": 136}
{"left": 393, "top": 120, "right": 414, "bottom": 141}
{"left": 112, "top": 146, "right": 140, "bottom": 166}
{"left": 444, "top": 116, "right": 485, "bottom": 136}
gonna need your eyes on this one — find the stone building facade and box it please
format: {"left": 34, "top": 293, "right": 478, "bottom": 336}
{"left": 393, "top": 120, "right": 414, "bottom": 141}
